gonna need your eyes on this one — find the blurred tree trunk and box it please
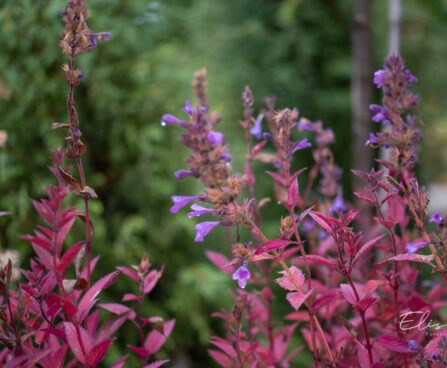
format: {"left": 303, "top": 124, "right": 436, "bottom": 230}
{"left": 388, "top": 0, "right": 402, "bottom": 53}
{"left": 352, "top": 0, "right": 373, "bottom": 179}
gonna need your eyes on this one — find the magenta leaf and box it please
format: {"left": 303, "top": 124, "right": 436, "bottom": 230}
{"left": 376, "top": 335, "right": 414, "bottom": 353}
{"left": 116, "top": 266, "right": 139, "bottom": 282}
{"left": 293, "top": 254, "right": 338, "bottom": 270}
{"left": 208, "top": 349, "right": 233, "bottom": 368}
{"left": 144, "top": 319, "right": 175, "bottom": 355}
{"left": 128, "top": 345, "right": 150, "bottom": 358}
{"left": 210, "top": 337, "right": 237, "bottom": 358}
{"left": 286, "top": 290, "right": 312, "bottom": 310}
{"left": 312, "top": 289, "right": 340, "bottom": 310}
{"left": 355, "top": 297, "right": 376, "bottom": 312}
{"left": 354, "top": 192, "right": 375, "bottom": 204}
{"left": 308, "top": 212, "right": 334, "bottom": 235}
{"left": 275, "top": 266, "right": 305, "bottom": 291}
{"left": 58, "top": 241, "right": 84, "bottom": 274}
{"left": 265, "top": 171, "right": 287, "bottom": 186}
{"left": 376, "top": 254, "right": 434, "bottom": 268}
{"left": 63, "top": 322, "right": 94, "bottom": 363}
{"left": 386, "top": 195, "right": 405, "bottom": 224}
{"left": 85, "top": 339, "right": 114, "bottom": 366}
{"left": 143, "top": 360, "right": 170, "bottom": 368}
{"left": 255, "top": 238, "right": 293, "bottom": 255}
{"left": 287, "top": 177, "right": 299, "bottom": 208}
{"left": 339, "top": 284, "right": 357, "bottom": 305}
{"left": 351, "top": 234, "right": 385, "bottom": 270}
{"left": 110, "top": 355, "right": 128, "bottom": 368}
{"left": 206, "top": 250, "right": 234, "bottom": 274}
{"left": 96, "top": 311, "right": 131, "bottom": 342}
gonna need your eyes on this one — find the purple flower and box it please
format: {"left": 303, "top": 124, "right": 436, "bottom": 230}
{"left": 194, "top": 221, "right": 220, "bottom": 242}
{"left": 432, "top": 353, "right": 441, "bottom": 361}
{"left": 405, "top": 69, "right": 418, "bottom": 84}
{"left": 406, "top": 241, "right": 431, "bottom": 254}
{"left": 206, "top": 131, "right": 225, "bottom": 145}
{"left": 249, "top": 114, "right": 263, "bottom": 140}
{"left": 221, "top": 154, "right": 232, "bottom": 163}
{"left": 407, "top": 340, "right": 422, "bottom": 351}
{"left": 263, "top": 132, "right": 274, "bottom": 141}
{"left": 318, "top": 230, "right": 328, "bottom": 240}
{"left": 161, "top": 114, "right": 182, "bottom": 126}
{"left": 187, "top": 204, "right": 214, "bottom": 218}
{"left": 331, "top": 193, "right": 347, "bottom": 212}
{"left": 429, "top": 211, "right": 443, "bottom": 224}
{"left": 170, "top": 195, "right": 199, "bottom": 213}
{"left": 181, "top": 100, "right": 193, "bottom": 116}
{"left": 373, "top": 69, "right": 387, "bottom": 88}
{"left": 298, "top": 121, "right": 314, "bottom": 131}
{"left": 292, "top": 138, "right": 312, "bottom": 153}
{"left": 302, "top": 218, "right": 315, "bottom": 233}
{"left": 369, "top": 105, "right": 388, "bottom": 123}
{"left": 174, "top": 170, "right": 192, "bottom": 180}
{"left": 365, "top": 133, "right": 378, "bottom": 146}
{"left": 232, "top": 263, "right": 251, "bottom": 289}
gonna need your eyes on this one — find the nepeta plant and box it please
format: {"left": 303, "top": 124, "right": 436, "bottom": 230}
{"left": 165, "top": 54, "right": 447, "bottom": 367}
{"left": 0, "top": 1, "right": 173, "bottom": 367}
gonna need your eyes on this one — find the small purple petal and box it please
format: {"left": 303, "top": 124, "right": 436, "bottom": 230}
{"left": 292, "top": 138, "right": 311, "bottom": 153}
{"left": 331, "top": 194, "right": 347, "bottom": 212}
{"left": 187, "top": 204, "right": 214, "bottom": 218}
{"left": 407, "top": 340, "right": 422, "bottom": 351}
{"left": 302, "top": 219, "right": 315, "bottom": 233}
{"left": 373, "top": 69, "right": 387, "bottom": 88}
{"left": 405, "top": 69, "right": 418, "bottom": 84}
{"left": 221, "top": 154, "right": 232, "bottom": 163}
{"left": 429, "top": 211, "right": 443, "bottom": 224}
{"left": 298, "top": 121, "right": 314, "bottom": 131}
{"left": 232, "top": 263, "right": 251, "bottom": 289}
{"left": 318, "top": 230, "right": 328, "bottom": 240}
{"left": 263, "top": 132, "right": 274, "bottom": 141}
{"left": 161, "top": 114, "right": 182, "bottom": 126}
{"left": 406, "top": 241, "right": 431, "bottom": 254}
{"left": 181, "top": 100, "right": 193, "bottom": 116}
{"left": 170, "top": 195, "right": 199, "bottom": 213}
{"left": 206, "top": 131, "right": 225, "bottom": 145}
{"left": 194, "top": 221, "right": 220, "bottom": 242}
{"left": 174, "top": 170, "right": 192, "bottom": 180}
{"left": 250, "top": 114, "right": 263, "bottom": 140}
{"left": 365, "top": 133, "right": 378, "bottom": 146}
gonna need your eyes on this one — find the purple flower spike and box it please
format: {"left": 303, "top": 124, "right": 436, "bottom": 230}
{"left": 407, "top": 340, "right": 422, "bottom": 351}
{"left": 406, "top": 241, "right": 431, "bottom": 255}
{"left": 373, "top": 70, "right": 387, "bottom": 88}
{"left": 232, "top": 263, "right": 251, "bottom": 289}
{"left": 292, "top": 138, "right": 312, "bottom": 153}
{"left": 263, "top": 132, "right": 274, "bottom": 141}
{"left": 365, "top": 133, "right": 378, "bottom": 146}
{"left": 170, "top": 195, "right": 199, "bottom": 213}
{"left": 405, "top": 69, "right": 418, "bottom": 84}
{"left": 429, "top": 211, "right": 443, "bottom": 224}
{"left": 174, "top": 170, "right": 192, "bottom": 180}
{"left": 298, "top": 121, "right": 314, "bottom": 131}
{"left": 250, "top": 114, "right": 263, "bottom": 140}
{"left": 161, "top": 114, "right": 182, "bottom": 126}
{"left": 206, "top": 131, "right": 225, "bottom": 145}
{"left": 187, "top": 204, "right": 214, "bottom": 218}
{"left": 194, "top": 221, "right": 220, "bottom": 242}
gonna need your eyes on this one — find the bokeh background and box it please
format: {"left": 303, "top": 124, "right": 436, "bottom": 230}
{"left": 1, "top": 0, "right": 447, "bottom": 366}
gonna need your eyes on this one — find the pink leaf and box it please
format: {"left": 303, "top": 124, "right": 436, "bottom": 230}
{"left": 386, "top": 195, "right": 405, "bottom": 224}
{"left": 122, "top": 293, "right": 142, "bottom": 302}
{"left": 275, "top": 266, "right": 305, "bottom": 291}
{"left": 293, "top": 255, "right": 338, "bottom": 270}
{"left": 128, "top": 345, "right": 150, "bottom": 358}
{"left": 79, "top": 271, "right": 120, "bottom": 315}
{"left": 351, "top": 234, "right": 386, "bottom": 270}
{"left": 206, "top": 250, "right": 234, "bottom": 274}
{"left": 116, "top": 266, "right": 139, "bottom": 282}
{"left": 376, "top": 335, "right": 413, "bottom": 353}
{"left": 355, "top": 297, "right": 376, "bottom": 312}
{"left": 286, "top": 290, "right": 312, "bottom": 310}
{"left": 244, "top": 163, "right": 255, "bottom": 186}
{"left": 339, "top": 284, "right": 357, "bottom": 305}
{"left": 96, "top": 312, "right": 131, "bottom": 342}
{"left": 0, "top": 211, "right": 10, "bottom": 216}
{"left": 308, "top": 212, "right": 334, "bottom": 235}
{"left": 48, "top": 293, "right": 78, "bottom": 317}
{"left": 312, "top": 289, "right": 340, "bottom": 310}
{"left": 376, "top": 254, "right": 434, "bottom": 268}
{"left": 354, "top": 192, "right": 375, "bottom": 205}
{"left": 255, "top": 238, "right": 293, "bottom": 254}
{"left": 85, "top": 339, "right": 113, "bottom": 367}
{"left": 363, "top": 280, "right": 388, "bottom": 293}
{"left": 144, "top": 319, "right": 175, "bottom": 355}
{"left": 144, "top": 360, "right": 170, "bottom": 368}
{"left": 99, "top": 303, "right": 135, "bottom": 320}
{"left": 20, "top": 234, "right": 52, "bottom": 250}
{"left": 58, "top": 241, "right": 84, "bottom": 274}
{"left": 63, "top": 322, "right": 94, "bottom": 363}
{"left": 110, "top": 355, "right": 128, "bottom": 368}
{"left": 210, "top": 338, "right": 237, "bottom": 358}
{"left": 208, "top": 349, "right": 233, "bottom": 368}
{"left": 287, "top": 177, "right": 299, "bottom": 208}
{"left": 266, "top": 171, "right": 287, "bottom": 186}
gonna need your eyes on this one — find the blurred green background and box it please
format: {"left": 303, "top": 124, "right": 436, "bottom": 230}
{"left": 1, "top": 0, "right": 447, "bottom": 366}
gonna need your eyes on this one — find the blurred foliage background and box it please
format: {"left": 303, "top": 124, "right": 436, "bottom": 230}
{"left": 1, "top": 0, "right": 447, "bottom": 366}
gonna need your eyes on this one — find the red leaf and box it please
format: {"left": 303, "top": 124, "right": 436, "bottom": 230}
{"left": 266, "top": 171, "right": 287, "bottom": 186}
{"left": 355, "top": 297, "right": 376, "bottom": 312}
{"left": 144, "top": 360, "right": 170, "bottom": 368}
{"left": 210, "top": 338, "right": 237, "bottom": 358}
{"left": 96, "top": 312, "right": 131, "bottom": 342}
{"left": 79, "top": 271, "right": 120, "bottom": 313}
{"left": 255, "top": 238, "right": 293, "bottom": 254}
{"left": 308, "top": 212, "right": 334, "bottom": 235}
{"left": 85, "top": 339, "right": 113, "bottom": 366}
{"left": 293, "top": 255, "right": 338, "bottom": 270}
{"left": 351, "top": 234, "right": 386, "bottom": 270}
{"left": 354, "top": 192, "right": 375, "bottom": 204}
{"left": 128, "top": 345, "right": 150, "bottom": 358}
{"left": 386, "top": 195, "right": 405, "bottom": 224}
{"left": 58, "top": 241, "right": 84, "bottom": 274}
{"left": 63, "top": 322, "right": 94, "bottom": 363}
{"left": 376, "top": 254, "right": 434, "bottom": 268}
{"left": 286, "top": 290, "right": 312, "bottom": 310}
{"left": 20, "top": 234, "right": 52, "bottom": 250}
{"left": 48, "top": 293, "right": 78, "bottom": 317}
{"left": 376, "top": 335, "right": 413, "bottom": 353}
{"left": 116, "top": 266, "right": 139, "bottom": 282}
{"left": 287, "top": 177, "right": 299, "bottom": 208}
{"left": 312, "top": 289, "right": 339, "bottom": 310}
{"left": 244, "top": 163, "right": 255, "bottom": 187}
{"left": 208, "top": 349, "right": 233, "bottom": 368}
{"left": 206, "top": 251, "right": 234, "bottom": 274}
